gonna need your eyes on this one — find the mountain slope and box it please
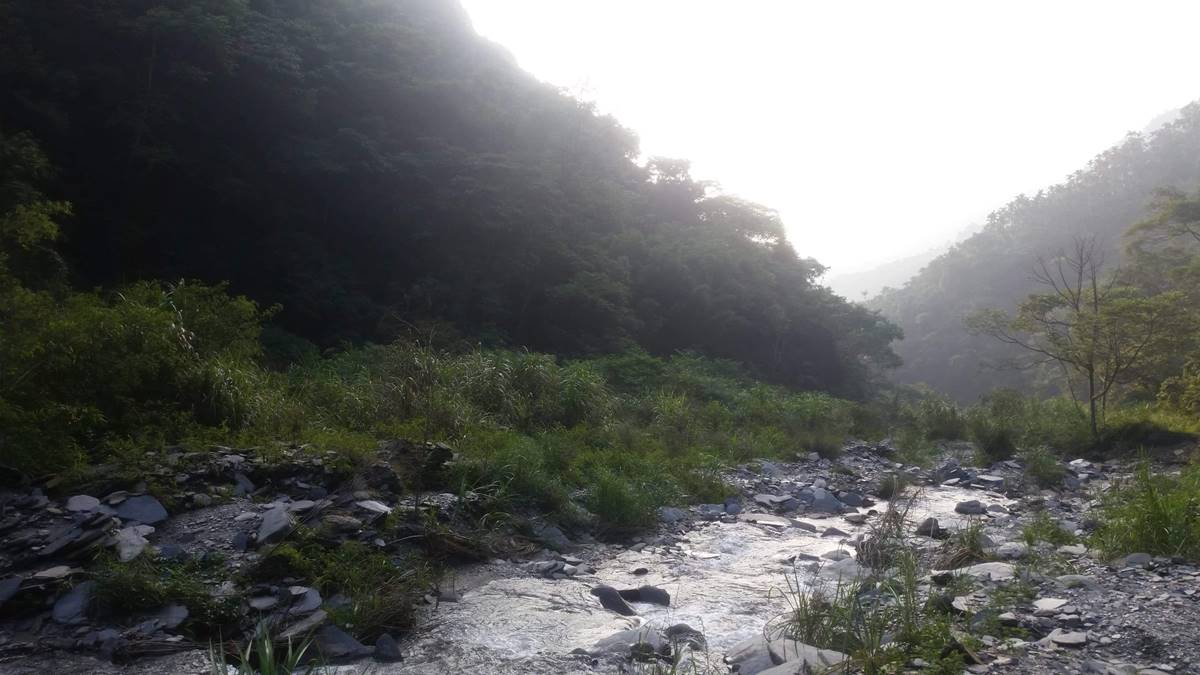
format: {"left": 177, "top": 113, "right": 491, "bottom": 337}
{"left": 872, "top": 104, "right": 1200, "bottom": 401}
{"left": 0, "top": 0, "right": 898, "bottom": 396}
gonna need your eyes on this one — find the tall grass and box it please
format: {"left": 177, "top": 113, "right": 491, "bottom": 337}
{"left": 1092, "top": 461, "right": 1200, "bottom": 560}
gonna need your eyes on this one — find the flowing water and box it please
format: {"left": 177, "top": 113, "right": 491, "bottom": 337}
{"left": 375, "top": 486, "right": 1003, "bottom": 674}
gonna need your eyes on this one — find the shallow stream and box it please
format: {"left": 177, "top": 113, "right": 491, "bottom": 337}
{"left": 378, "top": 486, "right": 1001, "bottom": 674}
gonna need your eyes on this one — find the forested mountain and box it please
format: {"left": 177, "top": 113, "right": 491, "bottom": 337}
{"left": 872, "top": 104, "right": 1200, "bottom": 402}
{"left": 0, "top": 0, "right": 899, "bottom": 396}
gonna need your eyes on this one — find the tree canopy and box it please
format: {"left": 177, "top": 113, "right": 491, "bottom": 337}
{"left": 0, "top": 0, "right": 899, "bottom": 397}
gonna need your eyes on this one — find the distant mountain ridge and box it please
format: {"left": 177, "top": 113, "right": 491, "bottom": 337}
{"left": 870, "top": 103, "right": 1200, "bottom": 402}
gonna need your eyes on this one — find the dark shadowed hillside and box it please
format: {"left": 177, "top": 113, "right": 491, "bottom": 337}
{"left": 872, "top": 104, "right": 1200, "bottom": 402}
{"left": 0, "top": 0, "right": 898, "bottom": 396}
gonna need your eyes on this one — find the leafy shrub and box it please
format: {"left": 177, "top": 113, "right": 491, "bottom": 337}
{"left": 1020, "top": 446, "right": 1065, "bottom": 487}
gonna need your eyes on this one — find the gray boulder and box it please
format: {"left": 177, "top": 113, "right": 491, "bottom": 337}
{"left": 808, "top": 488, "right": 844, "bottom": 514}
{"left": 115, "top": 495, "right": 168, "bottom": 525}
{"left": 315, "top": 625, "right": 372, "bottom": 660}
{"left": 53, "top": 581, "right": 95, "bottom": 625}
{"left": 954, "top": 500, "right": 986, "bottom": 515}
{"left": 374, "top": 633, "right": 403, "bottom": 662}
{"left": 257, "top": 505, "right": 293, "bottom": 546}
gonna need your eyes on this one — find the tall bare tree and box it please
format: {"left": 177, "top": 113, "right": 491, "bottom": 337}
{"left": 968, "top": 237, "right": 1190, "bottom": 437}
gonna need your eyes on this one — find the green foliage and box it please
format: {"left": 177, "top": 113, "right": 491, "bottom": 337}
{"left": 0, "top": 1, "right": 900, "bottom": 398}
{"left": 1092, "top": 461, "right": 1200, "bottom": 561}
{"left": 251, "top": 537, "right": 431, "bottom": 641}
{"left": 209, "top": 626, "right": 323, "bottom": 675}
{"left": 1022, "top": 511, "right": 1077, "bottom": 547}
{"left": 963, "top": 390, "right": 1091, "bottom": 460}
{"left": 1019, "top": 446, "right": 1065, "bottom": 488}
{"left": 874, "top": 105, "right": 1200, "bottom": 403}
{"left": 91, "top": 554, "right": 239, "bottom": 636}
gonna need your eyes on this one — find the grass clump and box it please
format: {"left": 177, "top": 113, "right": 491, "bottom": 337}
{"left": 1091, "top": 461, "right": 1200, "bottom": 560}
{"left": 1021, "top": 511, "right": 1077, "bottom": 547}
{"left": 250, "top": 537, "right": 432, "bottom": 641}
{"left": 1020, "top": 446, "right": 1065, "bottom": 487}
{"left": 209, "top": 626, "right": 325, "bottom": 675}
{"left": 91, "top": 553, "right": 239, "bottom": 637}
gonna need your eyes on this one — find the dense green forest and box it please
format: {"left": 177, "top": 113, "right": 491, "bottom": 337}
{"left": 0, "top": 0, "right": 898, "bottom": 400}
{"left": 873, "top": 107, "right": 1200, "bottom": 402}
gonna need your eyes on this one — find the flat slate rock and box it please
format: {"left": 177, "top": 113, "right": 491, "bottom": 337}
{"left": 66, "top": 495, "right": 101, "bottom": 512}
{"left": 738, "top": 513, "right": 792, "bottom": 528}
{"left": 257, "top": 505, "right": 293, "bottom": 546}
{"left": 951, "top": 562, "right": 1016, "bottom": 581}
{"left": 1048, "top": 629, "right": 1088, "bottom": 647}
{"left": 315, "top": 624, "right": 372, "bottom": 660}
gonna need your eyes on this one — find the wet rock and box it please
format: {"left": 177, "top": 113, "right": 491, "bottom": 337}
{"left": 738, "top": 513, "right": 792, "bottom": 528}
{"left": 955, "top": 500, "right": 987, "bottom": 515}
{"left": 822, "top": 549, "right": 852, "bottom": 561}
{"left": 315, "top": 624, "right": 372, "bottom": 660}
{"left": 115, "top": 495, "right": 168, "bottom": 525}
{"left": 916, "top": 517, "right": 943, "bottom": 538}
{"left": 819, "top": 557, "right": 866, "bottom": 581}
{"left": 66, "top": 495, "right": 101, "bottom": 513}
{"left": 590, "top": 585, "right": 637, "bottom": 616}
{"left": 617, "top": 585, "right": 671, "bottom": 606}
{"left": 374, "top": 633, "right": 403, "bottom": 662}
{"left": 843, "top": 513, "right": 867, "bottom": 525}
{"left": 256, "top": 505, "right": 293, "bottom": 546}
{"left": 52, "top": 580, "right": 95, "bottom": 625}
{"left": 1057, "top": 544, "right": 1088, "bottom": 556}
{"left": 665, "top": 623, "right": 706, "bottom": 650}
{"left": 590, "top": 626, "right": 665, "bottom": 656}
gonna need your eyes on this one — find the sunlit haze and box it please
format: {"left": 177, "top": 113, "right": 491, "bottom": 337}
{"left": 461, "top": 0, "right": 1200, "bottom": 280}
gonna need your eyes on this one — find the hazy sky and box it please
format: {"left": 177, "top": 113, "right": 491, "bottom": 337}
{"left": 460, "top": 1, "right": 1199, "bottom": 277}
